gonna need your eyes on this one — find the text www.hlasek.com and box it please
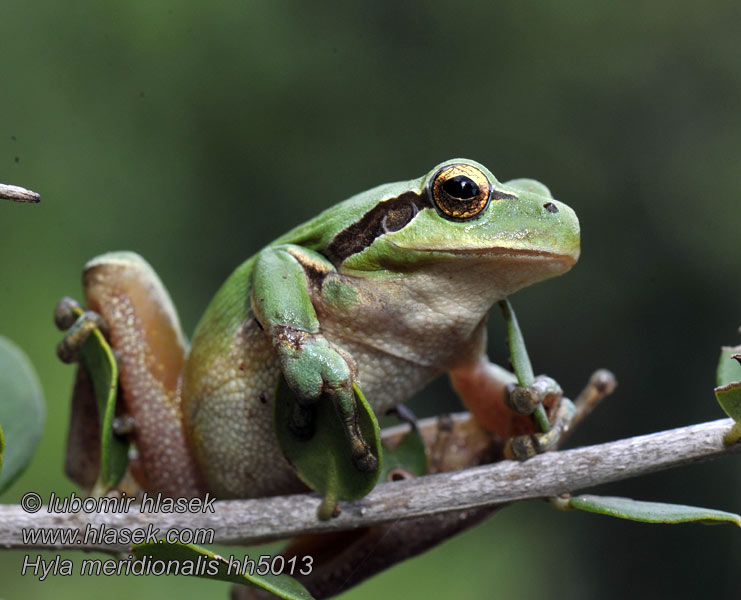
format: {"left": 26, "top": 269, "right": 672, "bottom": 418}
{"left": 21, "top": 523, "right": 214, "bottom": 546}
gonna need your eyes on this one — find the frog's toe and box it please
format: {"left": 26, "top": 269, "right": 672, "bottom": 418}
{"left": 54, "top": 298, "right": 109, "bottom": 363}
{"left": 54, "top": 296, "right": 83, "bottom": 330}
{"left": 505, "top": 434, "right": 538, "bottom": 460}
{"left": 506, "top": 375, "right": 563, "bottom": 415}
{"left": 352, "top": 447, "right": 379, "bottom": 473}
{"left": 505, "top": 429, "right": 558, "bottom": 461}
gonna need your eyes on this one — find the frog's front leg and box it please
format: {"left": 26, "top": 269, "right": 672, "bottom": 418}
{"left": 251, "top": 244, "right": 378, "bottom": 473}
{"left": 450, "top": 352, "right": 574, "bottom": 459}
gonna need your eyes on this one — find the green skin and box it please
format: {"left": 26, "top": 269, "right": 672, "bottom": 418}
{"left": 65, "top": 159, "right": 580, "bottom": 499}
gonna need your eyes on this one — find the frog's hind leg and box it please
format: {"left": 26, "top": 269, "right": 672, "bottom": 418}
{"left": 57, "top": 251, "right": 206, "bottom": 498}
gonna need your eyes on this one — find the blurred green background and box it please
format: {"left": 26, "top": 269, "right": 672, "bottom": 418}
{"left": 2, "top": 1, "right": 740, "bottom": 598}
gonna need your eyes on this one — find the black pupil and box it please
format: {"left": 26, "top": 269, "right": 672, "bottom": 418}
{"left": 442, "top": 175, "right": 479, "bottom": 199}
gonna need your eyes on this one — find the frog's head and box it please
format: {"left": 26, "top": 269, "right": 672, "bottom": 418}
{"left": 322, "top": 159, "right": 579, "bottom": 302}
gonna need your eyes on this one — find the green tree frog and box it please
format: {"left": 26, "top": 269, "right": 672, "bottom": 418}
{"left": 55, "top": 159, "right": 579, "bottom": 500}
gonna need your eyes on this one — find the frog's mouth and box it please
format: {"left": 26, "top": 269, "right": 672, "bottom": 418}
{"left": 408, "top": 245, "right": 580, "bottom": 268}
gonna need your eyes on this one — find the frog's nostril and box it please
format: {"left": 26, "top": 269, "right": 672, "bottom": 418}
{"left": 543, "top": 202, "right": 559, "bottom": 214}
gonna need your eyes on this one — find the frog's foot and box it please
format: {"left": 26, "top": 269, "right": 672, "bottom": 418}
{"left": 54, "top": 296, "right": 109, "bottom": 363}
{"left": 505, "top": 369, "right": 617, "bottom": 460}
{"left": 505, "top": 375, "right": 562, "bottom": 416}
{"left": 280, "top": 335, "right": 378, "bottom": 474}
{"left": 505, "top": 397, "right": 577, "bottom": 460}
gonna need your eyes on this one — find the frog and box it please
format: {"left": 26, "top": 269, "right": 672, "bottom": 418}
{"left": 55, "top": 158, "right": 580, "bottom": 501}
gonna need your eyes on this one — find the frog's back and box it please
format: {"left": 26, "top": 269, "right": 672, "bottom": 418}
{"left": 186, "top": 180, "right": 406, "bottom": 363}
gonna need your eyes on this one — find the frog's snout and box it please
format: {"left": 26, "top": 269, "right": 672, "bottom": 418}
{"left": 536, "top": 195, "right": 580, "bottom": 266}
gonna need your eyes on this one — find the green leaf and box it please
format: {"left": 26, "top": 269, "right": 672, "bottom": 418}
{"left": 274, "top": 375, "right": 381, "bottom": 513}
{"left": 0, "top": 422, "right": 5, "bottom": 477}
{"left": 498, "top": 298, "right": 549, "bottom": 432}
{"left": 379, "top": 426, "right": 428, "bottom": 482}
{"left": 714, "top": 382, "right": 741, "bottom": 423}
{"left": 498, "top": 299, "right": 534, "bottom": 386}
{"left": 77, "top": 322, "right": 129, "bottom": 493}
{"left": 0, "top": 335, "right": 45, "bottom": 493}
{"left": 568, "top": 495, "right": 741, "bottom": 527}
{"left": 715, "top": 346, "right": 741, "bottom": 424}
{"left": 716, "top": 345, "right": 741, "bottom": 387}
{"left": 132, "top": 542, "right": 314, "bottom": 599}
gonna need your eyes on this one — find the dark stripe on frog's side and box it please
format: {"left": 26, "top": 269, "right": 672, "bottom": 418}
{"left": 325, "top": 191, "right": 429, "bottom": 264}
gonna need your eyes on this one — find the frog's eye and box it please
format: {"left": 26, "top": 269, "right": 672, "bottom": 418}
{"left": 431, "top": 164, "right": 491, "bottom": 220}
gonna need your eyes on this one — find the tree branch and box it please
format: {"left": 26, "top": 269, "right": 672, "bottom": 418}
{"left": 1, "top": 416, "right": 738, "bottom": 553}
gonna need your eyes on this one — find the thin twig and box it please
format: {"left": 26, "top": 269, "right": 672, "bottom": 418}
{"left": 0, "top": 183, "right": 41, "bottom": 203}
{"left": 0, "top": 416, "right": 737, "bottom": 554}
